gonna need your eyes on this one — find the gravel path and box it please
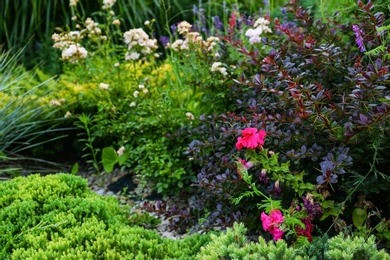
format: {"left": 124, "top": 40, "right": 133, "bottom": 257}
{"left": 82, "top": 169, "right": 197, "bottom": 239}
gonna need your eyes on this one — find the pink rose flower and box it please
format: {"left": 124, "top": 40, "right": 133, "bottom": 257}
{"left": 271, "top": 227, "right": 284, "bottom": 240}
{"left": 236, "top": 128, "right": 266, "bottom": 150}
{"left": 260, "top": 210, "right": 284, "bottom": 241}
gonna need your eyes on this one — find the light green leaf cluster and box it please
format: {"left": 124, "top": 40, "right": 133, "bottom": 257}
{"left": 197, "top": 222, "right": 303, "bottom": 260}
{"left": 197, "top": 222, "right": 390, "bottom": 260}
{"left": 0, "top": 174, "right": 211, "bottom": 259}
{"left": 2, "top": 174, "right": 389, "bottom": 259}
{"left": 325, "top": 233, "right": 390, "bottom": 260}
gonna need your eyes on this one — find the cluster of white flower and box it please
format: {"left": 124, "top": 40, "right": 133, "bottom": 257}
{"left": 177, "top": 21, "right": 192, "bottom": 35}
{"left": 169, "top": 39, "right": 184, "bottom": 52}
{"left": 204, "top": 36, "right": 220, "bottom": 52}
{"left": 211, "top": 62, "right": 227, "bottom": 76}
{"left": 61, "top": 44, "right": 88, "bottom": 62}
{"left": 50, "top": 98, "right": 66, "bottom": 106}
{"left": 99, "top": 83, "right": 109, "bottom": 90}
{"left": 133, "top": 84, "right": 149, "bottom": 98}
{"left": 168, "top": 21, "right": 220, "bottom": 54}
{"left": 69, "top": 0, "right": 78, "bottom": 7}
{"left": 52, "top": 31, "right": 88, "bottom": 62}
{"left": 186, "top": 112, "right": 195, "bottom": 120}
{"left": 245, "top": 17, "right": 272, "bottom": 45}
{"left": 84, "top": 18, "right": 102, "bottom": 38}
{"left": 116, "top": 146, "right": 125, "bottom": 156}
{"left": 64, "top": 111, "right": 72, "bottom": 118}
{"left": 123, "top": 28, "right": 158, "bottom": 61}
{"left": 112, "top": 19, "right": 121, "bottom": 26}
{"left": 186, "top": 32, "right": 203, "bottom": 44}
{"left": 102, "top": 0, "right": 116, "bottom": 10}
{"left": 52, "top": 31, "right": 82, "bottom": 48}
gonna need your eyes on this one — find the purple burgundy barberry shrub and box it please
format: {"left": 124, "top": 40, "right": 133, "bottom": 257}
{"left": 182, "top": 0, "right": 390, "bottom": 238}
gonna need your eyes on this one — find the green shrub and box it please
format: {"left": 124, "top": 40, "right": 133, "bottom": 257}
{"left": 46, "top": 0, "right": 201, "bottom": 194}
{"left": 1, "top": 174, "right": 388, "bottom": 259}
{"left": 197, "top": 222, "right": 304, "bottom": 260}
{"left": 197, "top": 222, "right": 390, "bottom": 260}
{"left": 325, "top": 233, "right": 390, "bottom": 260}
{"left": 0, "top": 174, "right": 211, "bottom": 259}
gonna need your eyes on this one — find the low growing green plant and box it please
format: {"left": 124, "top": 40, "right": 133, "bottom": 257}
{"left": 197, "top": 222, "right": 300, "bottom": 260}
{"left": 196, "top": 222, "right": 390, "bottom": 260}
{"left": 1, "top": 174, "right": 388, "bottom": 259}
{"left": 0, "top": 173, "right": 212, "bottom": 259}
{"left": 325, "top": 233, "right": 390, "bottom": 260}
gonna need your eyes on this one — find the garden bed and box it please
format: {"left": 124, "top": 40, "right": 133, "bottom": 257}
{"left": 1, "top": 0, "right": 390, "bottom": 258}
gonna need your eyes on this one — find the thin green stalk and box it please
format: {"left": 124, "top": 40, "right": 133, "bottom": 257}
{"left": 326, "top": 137, "right": 386, "bottom": 234}
{"left": 74, "top": 114, "right": 100, "bottom": 173}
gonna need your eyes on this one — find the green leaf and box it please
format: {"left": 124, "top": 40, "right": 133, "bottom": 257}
{"left": 118, "top": 151, "right": 130, "bottom": 165}
{"left": 71, "top": 162, "right": 79, "bottom": 175}
{"left": 102, "top": 146, "right": 118, "bottom": 173}
{"left": 352, "top": 208, "right": 367, "bottom": 228}
{"left": 0, "top": 151, "right": 7, "bottom": 160}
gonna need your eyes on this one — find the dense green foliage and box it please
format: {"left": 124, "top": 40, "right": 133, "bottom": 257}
{"left": 198, "top": 222, "right": 390, "bottom": 259}
{"left": 1, "top": 174, "right": 389, "bottom": 259}
{"left": 0, "top": 174, "right": 211, "bottom": 259}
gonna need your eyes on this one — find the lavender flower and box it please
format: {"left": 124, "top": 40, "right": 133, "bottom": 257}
{"left": 281, "top": 7, "right": 286, "bottom": 16}
{"left": 352, "top": 24, "right": 366, "bottom": 52}
{"left": 170, "top": 24, "right": 177, "bottom": 34}
{"left": 214, "top": 16, "right": 223, "bottom": 31}
{"left": 192, "top": 4, "right": 198, "bottom": 14}
{"left": 159, "top": 36, "right": 170, "bottom": 47}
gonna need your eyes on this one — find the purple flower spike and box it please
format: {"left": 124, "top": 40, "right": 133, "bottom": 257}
{"left": 159, "top": 36, "right": 170, "bottom": 47}
{"left": 352, "top": 24, "right": 366, "bottom": 52}
{"left": 214, "top": 16, "right": 223, "bottom": 31}
{"left": 170, "top": 24, "right": 177, "bottom": 34}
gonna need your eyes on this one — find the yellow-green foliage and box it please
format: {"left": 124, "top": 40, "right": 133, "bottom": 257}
{"left": 197, "top": 222, "right": 302, "bottom": 260}
{"left": 196, "top": 222, "right": 390, "bottom": 260}
{"left": 325, "top": 233, "right": 390, "bottom": 260}
{"left": 0, "top": 174, "right": 211, "bottom": 259}
{"left": 45, "top": 59, "right": 174, "bottom": 116}
{"left": 0, "top": 92, "right": 11, "bottom": 109}
{"left": 2, "top": 58, "right": 174, "bottom": 119}
{"left": 1, "top": 174, "right": 388, "bottom": 259}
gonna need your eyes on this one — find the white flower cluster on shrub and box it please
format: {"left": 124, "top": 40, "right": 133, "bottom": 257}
{"left": 52, "top": 31, "right": 88, "bottom": 63}
{"left": 245, "top": 17, "right": 272, "bottom": 44}
{"left": 123, "top": 28, "right": 158, "bottom": 61}
{"left": 168, "top": 21, "right": 219, "bottom": 54}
